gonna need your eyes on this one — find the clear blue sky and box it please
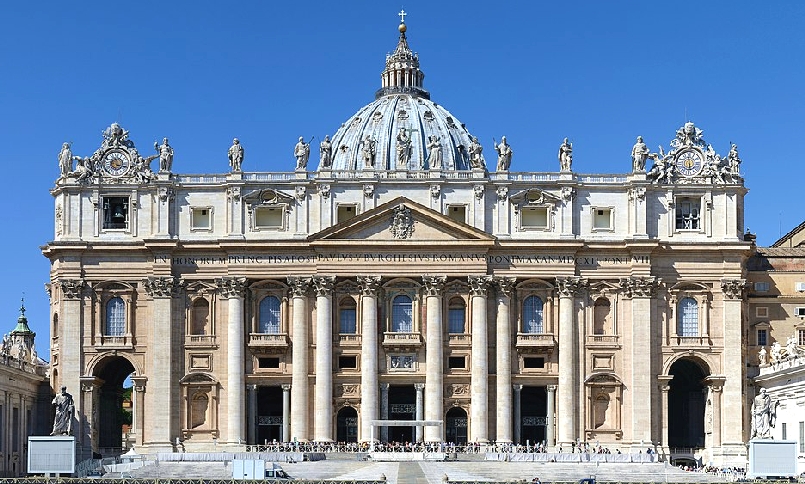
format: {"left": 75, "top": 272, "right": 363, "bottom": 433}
{"left": 1, "top": 1, "right": 803, "bottom": 356}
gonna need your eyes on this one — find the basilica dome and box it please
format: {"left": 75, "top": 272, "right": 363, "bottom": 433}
{"left": 321, "top": 19, "right": 481, "bottom": 172}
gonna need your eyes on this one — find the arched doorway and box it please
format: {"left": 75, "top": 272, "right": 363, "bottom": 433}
{"left": 336, "top": 407, "right": 358, "bottom": 443}
{"left": 92, "top": 355, "right": 136, "bottom": 456}
{"left": 668, "top": 358, "right": 707, "bottom": 448}
{"left": 445, "top": 407, "right": 468, "bottom": 444}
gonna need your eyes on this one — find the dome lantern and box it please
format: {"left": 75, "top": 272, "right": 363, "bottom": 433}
{"left": 376, "top": 10, "right": 429, "bottom": 100}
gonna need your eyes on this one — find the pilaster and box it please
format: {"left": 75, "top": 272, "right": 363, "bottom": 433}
{"left": 720, "top": 279, "right": 746, "bottom": 449}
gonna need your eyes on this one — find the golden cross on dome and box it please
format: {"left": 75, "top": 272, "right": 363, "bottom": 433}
{"left": 398, "top": 9, "right": 407, "bottom": 24}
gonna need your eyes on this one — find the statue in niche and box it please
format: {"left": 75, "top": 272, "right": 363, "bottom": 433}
{"left": 426, "top": 135, "right": 442, "bottom": 169}
{"left": 758, "top": 346, "right": 767, "bottom": 365}
{"left": 468, "top": 136, "right": 485, "bottom": 169}
{"left": 58, "top": 142, "right": 79, "bottom": 177}
{"left": 631, "top": 136, "right": 650, "bottom": 172}
{"left": 155, "top": 137, "right": 174, "bottom": 172}
{"left": 228, "top": 138, "right": 244, "bottom": 172}
{"left": 395, "top": 127, "right": 412, "bottom": 169}
{"left": 494, "top": 136, "right": 513, "bottom": 171}
{"left": 558, "top": 137, "right": 573, "bottom": 171}
{"left": 319, "top": 135, "right": 332, "bottom": 168}
{"left": 750, "top": 388, "right": 777, "bottom": 439}
{"left": 361, "top": 135, "right": 377, "bottom": 168}
{"left": 294, "top": 136, "right": 311, "bottom": 171}
{"left": 51, "top": 386, "right": 75, "bottom": 435}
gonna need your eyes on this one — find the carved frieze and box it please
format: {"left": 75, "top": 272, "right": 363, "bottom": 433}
{"left": 619, "top": 276, "right": 660, "bottom": 298}
{"left": 216, "top": 277, "right": 247, "bottom": 299}
{"left": 721, "top": 279, "right": 746, "bottom": 300}
{"left": 448, "top": 384, "right": 469, "bottom": 397}
{"left": 341, "top": 384, "right": 360, "bottom": 396}
{"left": 556, "top": 276, "right": 587, "bottom": 297}
{"left": 468, "top": 275, "right": 493, "bottom": 297}
{"left": 422, "top": 275, "right": 446, "bottom": 296}
{"left": 144, "top": 276, "right": 180, "bottom": 298}
{"left": 59, "top": 279, "right": 85, "bottom": 299}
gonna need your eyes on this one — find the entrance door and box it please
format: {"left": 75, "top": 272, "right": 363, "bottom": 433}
{"left": 337, "top": 407, "right": 358, "bottom": 442}
{"left": 520, "top": 386, "right": 547, "bottom": 445}
{"left": 388, "top": 385, "right": 415, "bottom": 443}
{"left": 445, "top": 407, "right": 468, "bottom": 444}
{"left": 668, "top": 359, "right": 707, "bottom": 448}
{"left": 256, "top": 386, "right": 283, "bottom": 444}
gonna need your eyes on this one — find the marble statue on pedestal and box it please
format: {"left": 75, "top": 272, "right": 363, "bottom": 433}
{"left": 51, "top": 386, "right": 75, "bottom": 436}
{"left": 228, "top": 138, "right": 244, "bottom": 172}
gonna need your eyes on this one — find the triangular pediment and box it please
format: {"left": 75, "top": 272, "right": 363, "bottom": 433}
{"left": 309, "top": 197, "right": 495, "bottom": 244}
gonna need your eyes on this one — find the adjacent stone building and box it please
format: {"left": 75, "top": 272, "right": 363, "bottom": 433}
{"left": 0, "top": 304, "right": 51, "bottom": 477}
{"left": 43, "top": 17, "right": 752, "bottom": 466}
{"left": 747, "top": 225, "right": 805, "bottom": 473}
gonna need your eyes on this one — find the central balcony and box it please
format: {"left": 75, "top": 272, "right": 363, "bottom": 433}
{"left": 516, "top": 333, "right": 556, "bottom": 353}
{"left": 382, "top": 332, "right": 423, "bottom": 351}
{"left": 248, "top": 333, "right": 291, "bottom": 354}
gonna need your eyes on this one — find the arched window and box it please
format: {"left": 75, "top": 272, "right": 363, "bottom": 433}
{"left": 391, "top": 295, "right": 413, "bottom": 332}
{"left": 593, "top": 298, "right": 611, "bottom": 335}
{"left": 523, "top": 295, "right": 544, "bottom": 333}
{"left": 678, "top": 297, "right": 699, "bottom": 337}
{"left": 105, "top": 297, "right": 125, "bottom": 336}
{"left": 448, "top": 298, "right": 466, "bottom": 334}
{"left": 259, "top": 296, "right": 281, "bottom": 333}
{"left": 191, "top": 298, "right": 210, "bottom": 335}
{"left": 339, "top": 297, "right": 357, "bottom": 334}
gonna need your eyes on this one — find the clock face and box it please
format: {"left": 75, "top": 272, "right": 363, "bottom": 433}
{"left": 103, "top": 150, "right": 131, "bottom": 177}
{"left": 675, "top": 150, "right": 703, "bottom": 177}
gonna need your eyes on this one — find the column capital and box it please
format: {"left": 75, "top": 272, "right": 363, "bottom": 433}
{"left": 131, "top": 376, "right": 148, "bottom": 393}
{"left": 287, "top": 276, "right": 312, "bottom": 297}
{"left": 556, "top": 276, "right": 588, "bottom": 298}
{"left": 512, "top": 384, "right": 523, "bottom": 392}
{"left": 358, "top": 275, "right": 381, "bottom": 296}
{"left": 414, "top": 383, "right": 425, "bottom": 391}
{"left": 618, "top": 276, "right": 660, "bottom": 298}
{"left": 312, "top": 276, "right": 335, "bottom": 297}
{"left": 493, "top": 276, "right": 517, "bottom": 298}
{"left": 547, "top": 384, "right": 558, "bottom": 393}
{"left": 59, "top": 278, "right": 85, "bottom": 299}
{"left": 216, "top": 276, "right": 247, "bottom": 299}
{"left": 281, "top": 384, "right": 291, "bottom": 391}
{"left": 144, "top": 276, "right": 182, "bottom": 298}
{"left": 422, "top": 275, "right": 446, "bottom": 296}
{"left": 247, "top": 384, "right": 258, "bottom": 392}
{"left": 380, "top": 382, "right": 390, "bottom": 391}
{"left": 468, "top": 275, "right": 494, "bottom": 297}
{"left": 720, "top": 279, "right": 747, "bottom": 300}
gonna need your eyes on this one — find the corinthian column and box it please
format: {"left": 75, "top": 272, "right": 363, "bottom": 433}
{"left": 720, "top": 279, "right": 746, "bottom": 447}
{"left": 494, "top": 277, "right": 516, "bottom": 443}
{"left": 469, "top": 275, "right": 492, "bottom": 443}
{"left": 312, "top": 276, "right": 335, "bottom": 442}
{"left": 217, "top": 276, "right": 247, "bottom": 444}
{"left": 145, "top": 276, "right": 181, "bottom": 449}
{"left": 288, "top": 276, "right": 311, "bottom": 441}
{"left": 556, "top": 276, "right": 586, "bottom": 446}
{"left": 619, "top": 276, "right": 659, "bottom": 446}
{"left": 423, "top": 275, "right": 446, "bottom": 442}
{"left": 358, "top": 276, "right": 381, "bottom": 442}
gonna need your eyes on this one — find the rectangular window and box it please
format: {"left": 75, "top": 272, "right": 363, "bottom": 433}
{"left": 782, "top": 422, "right": 787, "bottom": 440}
{"left": 191, "top": 207, "right": 212, "bottom": 230}
{"left": 102, "top": 196, "right": 129, "bottom": 230}
{"left": 675, "top": 197, "right": 701, "bottom": 230}
{"left": 12, "top": 407, "right": 19, "bottom": 452}
{"left": 521, "top": 207, "right": 549, "bottom": 229}
{"left": 800, "top": 329, "right": 805, "bottom": 346}
{"left": 339, "top": 355, "right": 358, "bottom": 369}
{"left": 448, "top": 356, "right": 466, "bottom": 369}
{"left": 447, "top": 205, "right": 466, "bottom": 223}
{"left": 523, "top": 357, "right": 545, "bottom": 369}
{"left": 257, "top": 357, "right": 280, "bottom": 369}
{"left": 592, "top": 208, "right": 613, "bottom": 230}
{"left": 796, "top": 307, "right": 805, "bottom": 317}
{"left": 337, "top": 205, "right": 358, "bottom": 223}
{"left": 756, "top": 307, "right": 769, "bottom": 318}
{"left": 754, "top": 282, "right": 770, "bottom": 292}
{"left": 757, "top": 329, "right": 767, "bottom": 347}
{"left": 339, "top": 308, "right": 357, "bottom": 334}
{"left": 254, "top": 206, "right": 284, "bottom": 230}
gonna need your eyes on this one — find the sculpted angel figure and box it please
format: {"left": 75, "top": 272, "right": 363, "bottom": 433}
{"left": 558, "top": 137, "right": 573, "bottom": 171}
{"left": 228, "top": 138, "right": 244, "bottom": 171}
